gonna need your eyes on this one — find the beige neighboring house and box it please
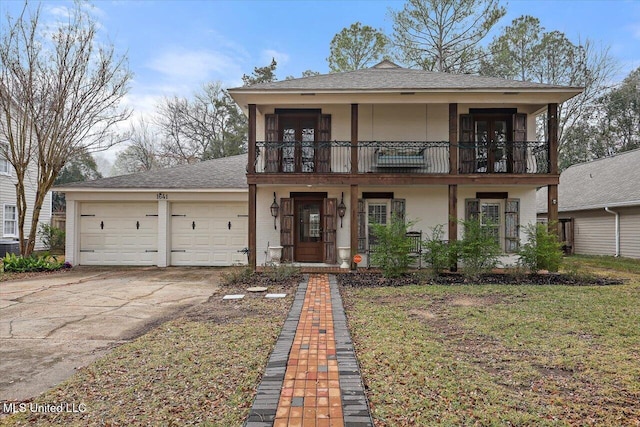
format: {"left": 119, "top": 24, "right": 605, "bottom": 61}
{"left": 537, "top": 148, "right": 640, "bottom": 259}
{"left": 57, "top": 61, "right": 582, "bottom": 268}
{"left": 0, "top": 115, "right": 52, "bottom": 252}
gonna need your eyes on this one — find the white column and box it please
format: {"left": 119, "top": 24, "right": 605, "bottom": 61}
{"left": 157, "top": 199, "right": 170, "bottom": 267}
{"left": 65, "top": 200, "right": 77, "bottom": 265}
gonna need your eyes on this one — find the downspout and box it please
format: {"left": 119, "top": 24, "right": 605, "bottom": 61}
{"left": 604, "top": 207, "right": 620, "bottom": 257}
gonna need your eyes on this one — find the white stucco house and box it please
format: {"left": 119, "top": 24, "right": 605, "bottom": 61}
{"left": 537, "top": 148, "right": 640, "bottom": 259}
{"left": 0, "top": 114, "right": 52, "bottom": 253}
{"left": 58, "top": 61, "right": 582, "bottom": 268}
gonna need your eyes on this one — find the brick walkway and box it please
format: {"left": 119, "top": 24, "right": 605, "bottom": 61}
{"left": 245, "top": 274, "right": 373, "bottom": 427}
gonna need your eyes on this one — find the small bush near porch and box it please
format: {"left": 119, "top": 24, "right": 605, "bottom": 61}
{"left": 341, "top": 255, "right": 640, "bottom": 426}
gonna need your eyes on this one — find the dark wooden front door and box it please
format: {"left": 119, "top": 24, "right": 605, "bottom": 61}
{"left": 294, "top": 198, "right": 323, "bottom": 262}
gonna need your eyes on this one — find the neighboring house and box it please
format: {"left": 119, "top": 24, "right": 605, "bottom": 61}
{"left": 0, "top": 115, "right": 52, "bottom": 252}
{"left": 59, "top": 60, "right": 582, "bottom": 268}
{"left": 537, "top": 149, "right": 640, "bottom": 259}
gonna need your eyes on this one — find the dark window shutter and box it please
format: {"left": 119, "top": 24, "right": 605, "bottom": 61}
{"left": 265, "top": 114, "right": 280, "bottom": 173}
{"left": 391, "top": 199, "right": 406, "bottom": 222}
{"left": 317, "top": 114, "right": 331, "bottom": 172}
{"left": 465, "top": 198, "right": 480, "bottom": 221}
{"left": 357, "top": 199, "right": 366, "bottom": 252}
{"left": 512, "top": 113, "right": 527, "bottom": 173}
{"left": 459, "top": 114, "right": 475, "bottom": 173}
{"left": 323, "top": 198, "right": 337, "bottom": 263}
{"left": 280, "top": 198, "right": 294, "bottom": 261}
{"left": 505, "top": 198, "right": 520, "bottom": 253}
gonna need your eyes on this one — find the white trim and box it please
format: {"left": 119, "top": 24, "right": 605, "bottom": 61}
{"left": 56, "top": 187, "right": 248, "bottom": 193}
{"left": 3, "top": 204, "right": 18, "bottom": 238}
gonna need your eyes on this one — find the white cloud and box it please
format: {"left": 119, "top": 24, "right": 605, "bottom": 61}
{"left": 147, "top": 49, "right": 243, "bottom": 89}
{"left": 631, "top": 22, "right": 640, "bottom": 39}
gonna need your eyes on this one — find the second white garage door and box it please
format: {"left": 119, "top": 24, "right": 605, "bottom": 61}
{"left": 170, "top": 202, "right": 248, "bottom": 266}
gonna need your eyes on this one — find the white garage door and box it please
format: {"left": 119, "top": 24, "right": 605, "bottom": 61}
{"left": 171, "top": 202, "right": 247, "bottom": 266}
{"left": 79, "top": 202, "right": 158, "bottom": 265}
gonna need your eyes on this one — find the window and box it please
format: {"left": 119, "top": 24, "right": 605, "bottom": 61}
{"left": 367, "top": 202, "right": 388, "bottom": 246}
{"left": 0, "top": 142, "right": 10, "bottom": 175}
{"left": 466, "top": 198, "right": 520, "bottom": 253}
{"left": 481, "top": 202, "right": 501, "bottom": 246}
{"left": 3, "top": 205, "right": 17, "bottom": 237}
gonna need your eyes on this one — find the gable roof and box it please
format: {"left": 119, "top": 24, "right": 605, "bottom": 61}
{"left": 537, "top": 148, "right": 640, "bottom": 213}
{"left": 57, "top": 153, "right": 248, "bottom": 191}
{"left": 229, "top": 61, "right": 582, "bottom": 94}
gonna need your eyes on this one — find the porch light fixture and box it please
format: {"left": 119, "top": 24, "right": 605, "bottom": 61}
{"left": 337, "top": 192, "right": 347, "bottom": 228}
{"left": 270, "top": 192, "right": 279, "bottom": 229}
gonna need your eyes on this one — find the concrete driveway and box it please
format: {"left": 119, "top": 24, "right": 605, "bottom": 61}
{"left": 0, "top": 267, "right": 222, "bottom": 402}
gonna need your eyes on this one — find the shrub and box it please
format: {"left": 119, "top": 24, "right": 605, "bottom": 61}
{"left": 262, "top": 263, "right": 300, "bottom": 282}
{"left": 457, "top": 218, "right": 501, "bottom": 280}
{"left": 221, "top": 265, "right": 254, "bottom": 286}
{"left": 518, "top": 222, "right": 563, "bottom": 272}
{"left": 422, "top": 224, "right": 451, "bottom": 275}
{"left": 2, "top": 253, "right": 63, "bottom": 273}
{"left": 370, "top": 215, "right": 414, "bottom": 278}
{"left": 38, "top": 223, "right": 65, "bottom": 253}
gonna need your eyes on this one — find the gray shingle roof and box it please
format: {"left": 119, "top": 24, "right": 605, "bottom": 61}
{"left": 230, "top": 61, "right": 580, "bottom": 92}
{"left": 537, "top": 148, "right": 640, "bottom": 213}
{"left": 58, "top": 154, "right": 248, "bottom": 190}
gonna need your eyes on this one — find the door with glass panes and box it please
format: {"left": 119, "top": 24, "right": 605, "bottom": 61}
{"left": 280, "top": 115, "right": 317, "bottom": 173}
{"left": 474, "top": 115, "right": 510, "bottom": 173}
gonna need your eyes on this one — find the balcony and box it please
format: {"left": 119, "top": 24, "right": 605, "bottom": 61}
{"left": 253, "top": 141, "right": 550, "bottom": 175}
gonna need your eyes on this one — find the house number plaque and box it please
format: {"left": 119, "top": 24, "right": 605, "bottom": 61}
{"left": 157, "top": 192, "right": 168, "bottom": 200}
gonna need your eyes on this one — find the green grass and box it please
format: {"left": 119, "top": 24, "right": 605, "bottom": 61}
{"left": 342, "top": 256, "right": 640, "bottom": 426}
{"left": 563, "top": 254, "right": 640, "bottom": 275}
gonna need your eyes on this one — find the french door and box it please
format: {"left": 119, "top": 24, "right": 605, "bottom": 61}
{"left": 474, "top": 116, "right": 510, "bottom": 173}
{"left": 280, "top": 115, "right": 317, "bottom": 173}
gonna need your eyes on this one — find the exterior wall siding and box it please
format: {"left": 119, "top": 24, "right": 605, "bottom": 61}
{"left": 620, "top": 207, "right": 640, "bottom": 259}
{"left": 0, "top": 116, "right": 52, "bottom": 250}
{"left": 571, "top": 211, "right": 616, "bottom": 256}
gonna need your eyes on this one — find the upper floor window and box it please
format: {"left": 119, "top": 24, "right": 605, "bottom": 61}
{"left": 3, "top": 205, "right": 17, "bottom": 237}
{"left": 0, "top": 143, "right": 11, "bottom": 175}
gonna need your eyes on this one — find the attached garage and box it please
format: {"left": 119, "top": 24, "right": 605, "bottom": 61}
{"left": 79, "top": 202, "right": 158, "bottom": 265}
{"left": 59, "top": 155, "right": 249, "bottom": 267}
{"left": 171, "top": 202, "right": 247, "bottom": 266}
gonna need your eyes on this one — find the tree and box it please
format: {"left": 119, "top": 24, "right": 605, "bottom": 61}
{"left": 390, "top": 0, "right": 505, "bottom": 73}
{"left": 479, "top": 15, "right": 542, "bottom": 81}
{"left": 0, "top": 1, "right": 131, "bottom": 255}
{"left": 241, "top": 58, "right": 277, "bottom": 86}
{"left": 327, "top": 22, "right": 389, "bottom": 72}
{"left": 155, "top": 82, "right": 247, "bottom": 165}
{"left": 285, "top": 70, "right": 321, "bottom": 80}
{"left": 481, "top": 16, "right": 617, "bottom": 169}
{"left": 112, "top": 117, "right": 160, "bottom": 175}
{"left": 53, "top": 151, "right": 102, "bottom": 212}
{"left": 596, "top": 67, "right": 640, "bottom": 154}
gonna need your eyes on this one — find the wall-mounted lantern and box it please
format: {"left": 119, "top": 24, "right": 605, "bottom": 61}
{"left": 270, "top": 192, "right": 279, "bottom": 229}
{"left": 337, "top": 192, "right": 347, "bottom": 228}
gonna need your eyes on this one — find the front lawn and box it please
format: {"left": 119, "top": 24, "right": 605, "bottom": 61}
{"left": 341, "top": 256, "right": 640, "bottom": 426}
{"left": 0, "top": 275, "right": 298, "bottom": 427}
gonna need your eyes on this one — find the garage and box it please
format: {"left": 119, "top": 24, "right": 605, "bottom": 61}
{"left": 79, "top": 202, "right": 158, "bottom": 265}
{"left": 170, "top": 202, "right": 247, "bottom": 266}
{"left": 59, "top": 154, "right": 249, "bottom": 267}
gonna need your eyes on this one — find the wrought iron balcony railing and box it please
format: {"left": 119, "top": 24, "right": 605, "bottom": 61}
{"left": 253, "top": 140, "right": 549, "bottom": 174}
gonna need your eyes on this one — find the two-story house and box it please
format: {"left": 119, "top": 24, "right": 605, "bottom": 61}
{"left": 228, "top": 60, "right": 581, "bottom": 269}
{"left": 59, "top": 61, "right": 581, "bottom": 268}
{"left": 0, "top": 114, "right": 52, "bottom": 253}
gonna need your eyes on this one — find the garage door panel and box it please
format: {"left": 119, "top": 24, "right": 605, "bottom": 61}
{"left": 170, "top": 202, "right": 247, "bottom": 266}
{"left": 79, "top": 202, "right": 158, "bottom": 266}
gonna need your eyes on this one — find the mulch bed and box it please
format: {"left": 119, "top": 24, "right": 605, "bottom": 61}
{"left": 337, "top": 271, "right": 625, "bottom": 287}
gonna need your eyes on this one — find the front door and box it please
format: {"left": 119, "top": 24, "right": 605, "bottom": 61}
{"left": 294, "top": 198, "right": 323, "bottom": 262}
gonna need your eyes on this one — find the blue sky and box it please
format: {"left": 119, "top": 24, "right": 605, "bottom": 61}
{"left": 2, "top": 0, "right": 640, "bottom": 149}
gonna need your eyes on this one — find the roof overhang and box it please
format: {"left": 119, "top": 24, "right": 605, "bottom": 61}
{"left": 228, "top": 88, "right": 584, "bottom": 114}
